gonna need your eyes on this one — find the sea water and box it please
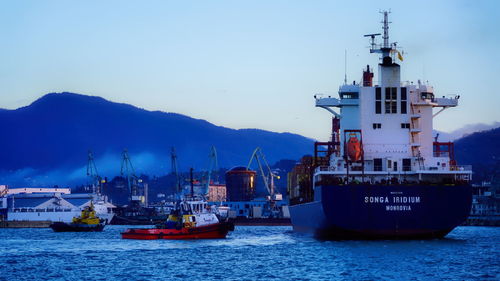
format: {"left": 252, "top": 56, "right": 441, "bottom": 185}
{"left": 0, "top": 226, "right": 498, "bottom": 280}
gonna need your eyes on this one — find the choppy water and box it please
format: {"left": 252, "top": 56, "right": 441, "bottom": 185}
{"left": 0, "top": 226, "right": 498, "bottom": 281}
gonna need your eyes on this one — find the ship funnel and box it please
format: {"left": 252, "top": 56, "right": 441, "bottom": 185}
{"left": 362, "top": 65, "right": 373, "bottom": 87}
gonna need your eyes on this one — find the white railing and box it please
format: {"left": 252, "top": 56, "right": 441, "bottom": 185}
{"left": 316, "top": 166, "right": 336, "bottom": 173}
{"left": 450, "top": 165, "right": 473, "bottom": 171}
{"left": 315, "top": 165, "right": 472, "bottom": 174}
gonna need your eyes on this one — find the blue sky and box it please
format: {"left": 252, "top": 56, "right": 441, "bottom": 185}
{"left": 0, "top": 0, "right": 499, "bottom": 140}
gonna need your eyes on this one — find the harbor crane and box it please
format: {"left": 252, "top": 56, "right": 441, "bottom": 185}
{"left": 247, "top": 147, "right": 283, "bottom": 217}
{"left": 86, "top": 150, "right": 102, "bottom": 194}
{"left": 121, "top": 149, "right": 142, "bottom": 204}
{"left": 170, "top": 147, "right": 182, "bottom": 196}
{"left": 205, "top": 145, "right": 219, "bottom": 188}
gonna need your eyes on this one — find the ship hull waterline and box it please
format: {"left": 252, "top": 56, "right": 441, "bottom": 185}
{"left": 289, "top": 184, "right": 472, "bottom": 240}
{"left": 121, "top": 222, "right": 234, "bottom": 240}
{"left": 50, "top": 222, "right": 105, "bottom": 232}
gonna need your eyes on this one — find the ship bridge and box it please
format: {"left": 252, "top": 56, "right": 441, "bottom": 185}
{"left": 314, "top": 84, "right": 360, "bottom": 118}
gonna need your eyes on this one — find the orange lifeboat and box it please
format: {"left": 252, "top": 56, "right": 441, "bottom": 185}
{"left": 347, "top": 134, "right": 362, "bottom": 161}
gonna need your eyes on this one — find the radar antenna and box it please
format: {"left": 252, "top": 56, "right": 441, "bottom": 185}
{"left": 364, "top": 33, "right": 381, "bottom": 52}
{"left": 364, "top": 10, "right": 396, "bottom": 60}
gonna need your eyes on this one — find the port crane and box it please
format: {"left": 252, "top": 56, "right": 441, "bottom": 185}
{"left": 205, "top": 145, "right": 219, "bottom": 188}
{"left": 170, "top": 147, "right": 182, "bottom": 197}
{"left": 247, "top": 147, "right": 283, "bottom": 217}
{"left": 121, "top": 149, "right": 143, "bottom": 205}
{"left": 86, "top": 150, "right": 102, "bottom": 194}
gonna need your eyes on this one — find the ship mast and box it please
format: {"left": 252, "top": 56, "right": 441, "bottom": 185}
{"left": 382, "top": 10, "right": 390, "bottom": 50}
{"left": 364, "top": 10, "right": 392, "bottom": 59}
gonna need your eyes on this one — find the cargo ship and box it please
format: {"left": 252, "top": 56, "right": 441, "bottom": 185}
{"left": 288, "top": 11, "right": 473, "bottom": 239}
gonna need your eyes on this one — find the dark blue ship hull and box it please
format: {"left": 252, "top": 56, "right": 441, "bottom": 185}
{"left": 289, "top": 184, "right": 472, "bottom": 239}
{"left": 50, "top": 222, "right": 105, "bottom": 232}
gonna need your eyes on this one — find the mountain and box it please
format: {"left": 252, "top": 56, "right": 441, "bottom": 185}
{"left": 434, "top": 122, "right": 500, "bottom": 142}
{"left": 1, "top": 92, "right": 497, "bottom": 187}
{"left": 454, "top": 127, "right": 500, "bottom": 183}
{"left": 0, "top": 92, "right": 314, "bottom": 186}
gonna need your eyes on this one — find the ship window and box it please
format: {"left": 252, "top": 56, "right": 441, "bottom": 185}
{"left": 374, "top": 158, "right": 383, "bottom": 171}
{"left": 372, "top": 123, "right": 382, "bottom": 129}
{"left": 391, "top": 87, "right": 397, "bottom": 100}
{"left": 384, "top": 87, "right": 398, "bottom": 114}
{"left": 375, "top": 88, "right": 382, "bottom": 114}
{"left": 401, "top": 87, "right": 407, "bottom": 100}
{"left": 385, "top": 87, "right": 391, "bottom": 100}
{"left": 401, "top": 87, "right": 407, "bottom": 114}
{"left": 340, "top": 92, "right": 359, "bottom": 99}
{"left": 388, "top": 160, "right": 392, "bottom": 169}
{"left": 401, "top": 123, "right": 410, "bottom": 129}
{"left": 391, "top": 102, "right": 397, "bottom": 113}
{"left": 393, "top": 162, "right": 398, "bottom": 171}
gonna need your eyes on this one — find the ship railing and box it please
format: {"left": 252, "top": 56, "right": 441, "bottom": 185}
{"left": 315, "top": 165, "right": 472, "bottom": 173}
{"left": 418, "top": 165, "right": 472, "bottom": 172}
{"left": 10, "top": 207, "right": 75, "bottom": 213}
{"left": 316, "top": 166, "right": 337, "bottom": 173}
{"left": 449, "top": 165, "right": 472, "bottom": 171}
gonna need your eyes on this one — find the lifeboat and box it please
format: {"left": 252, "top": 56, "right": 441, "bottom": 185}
{"left": 347, "top": 134, "right": 362, "bottom": 162}
{"left": 121, "top": 197, "right": 234, "bottom": 240}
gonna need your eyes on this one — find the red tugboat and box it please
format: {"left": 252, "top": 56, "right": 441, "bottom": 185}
{"left": 121, "top": 168, "right": 234, "bottom": 240}
{"left": 121, "top": 198, "right": 234, "bottom": 240}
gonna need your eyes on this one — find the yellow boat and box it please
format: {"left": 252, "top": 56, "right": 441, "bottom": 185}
{"left": 50, "top": 202, "right": 105, "bottom": 232}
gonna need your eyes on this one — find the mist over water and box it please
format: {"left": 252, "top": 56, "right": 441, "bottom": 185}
{"left": 0, "top": 151, "right": 167, "bottom": 187}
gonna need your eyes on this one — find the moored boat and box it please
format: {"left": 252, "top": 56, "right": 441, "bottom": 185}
{"left": 122, "top": 196, "right": 234, "bottom": 240}
{"left": 50, "top": 202, "right": 105, "bottom": 232}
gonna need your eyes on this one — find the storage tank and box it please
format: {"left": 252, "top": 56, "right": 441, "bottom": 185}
{"left": 225, "top": 167, "right": 256, "bottom": 201}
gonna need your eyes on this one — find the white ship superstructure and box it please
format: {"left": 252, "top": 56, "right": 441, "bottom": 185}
{"left": 1, "top": 192, "right": 115, "bottom": 223}
{"left": 313, "top": 11, "right": 472, "bottom": 184}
